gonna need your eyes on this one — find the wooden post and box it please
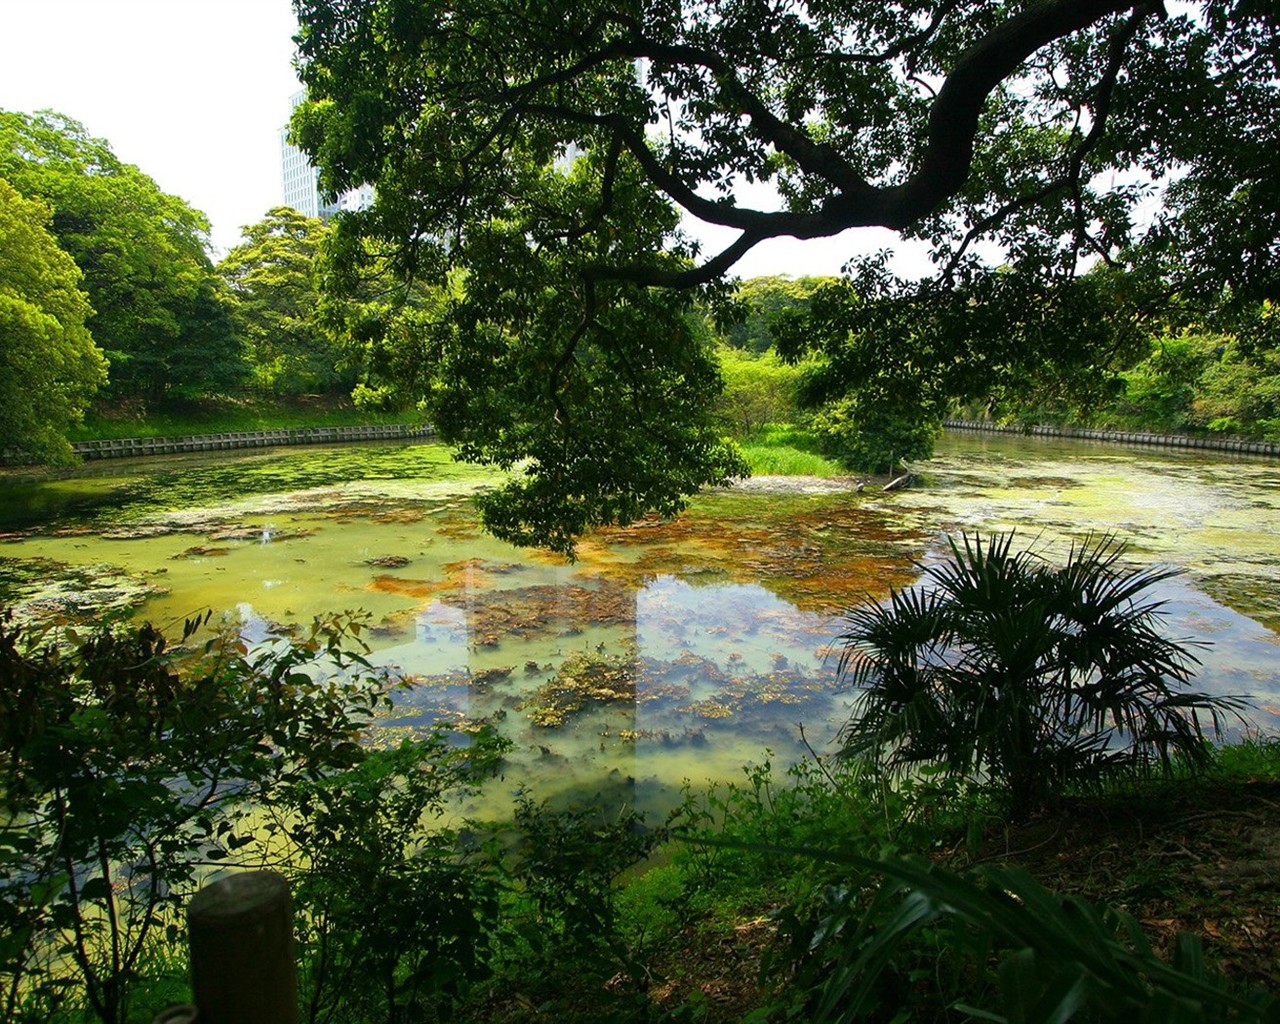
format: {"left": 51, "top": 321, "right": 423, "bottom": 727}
{"left": 186, "top": 871, "right": 298, "bottom": 1024}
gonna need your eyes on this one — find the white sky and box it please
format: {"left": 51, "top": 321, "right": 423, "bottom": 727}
{"left": 0, "top": 0, "right": 923, "bottom": 277}
{"left": 1, "top": 0, "right": 304, "bottom": 257}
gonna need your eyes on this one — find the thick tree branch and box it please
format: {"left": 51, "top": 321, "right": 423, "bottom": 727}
{"left": 589, "top": 0, "right": 1146, "bottom": 286}
{"left": 887, "top": 0, "right": 1149, "bottom": 228}
{"left": 941, "top": 4, "right": 1153, "bottom": 280}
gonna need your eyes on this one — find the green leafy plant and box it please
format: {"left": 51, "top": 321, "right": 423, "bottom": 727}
{"left": 503, "top": 797, "right": 668, "bottom": 993}
{"left": 836, "top": 532, "right": 1245, "bottom": 816}
{"left": 0, "top": 610, "right": 395, "bottom": 1024}
{"left": 764, "top": 851, "right": 1279, "bottom": 1024}
{"left": 283, "top": 729, "right": 510, "bottom": 1024}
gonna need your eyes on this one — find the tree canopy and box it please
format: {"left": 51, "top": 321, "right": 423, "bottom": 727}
{"left": 0, "top": 178, "right": 106, "bottom": 464}
{"left": 0, "top": 110, "right": 245, "bottom": 404}
{"left": 291, "top": 0, "right": 1280, "bottom": 550}
{"left": 218, "top": 206, "right": 353, "bottom": 396}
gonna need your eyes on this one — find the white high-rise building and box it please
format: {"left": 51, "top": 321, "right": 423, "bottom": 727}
{"left": 280, "top": 91, "right": 374, "bottom": 220}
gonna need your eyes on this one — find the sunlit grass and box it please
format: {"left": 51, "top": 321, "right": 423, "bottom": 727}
{"left": 737, "top": 423, "right": 846, "bottom": 476}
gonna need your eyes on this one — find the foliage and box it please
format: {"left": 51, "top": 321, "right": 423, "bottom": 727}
{"left": 736, "top": 429, "right": 845, "bottom": 477}
{"left": 283, "top": 730, "right": 510, "bottom": 1024}
{"left": 983, "top": 314, "right": 1280, "bottom": 443}
{"left": 0, "top": 611, "right": 397, "bottom": 1024}
{"left": 674, "top": 758, "right": 887, "bottom": 916}
{"left": 68, "top": 395, "right": 417, "bottom": 441}
{"left": 0, "top": 177, "right": 106, "bottom": 464}
{"left": 808, "top": 395, "right": 939, "bottom": 475}
{"left": 219, "top": 207, "right": 352, "bottom": 397}
{"left": 289, "top": 0, "right": 1280, "bottom": 549}
{"left": 723, "top": 277, "right": 836, "bottom": 354}
{"left": 505, "top": 798, "right": 667, "bottom": 977}
{"left": 311, "top": 157, "right": 746, "bottom": 556}
{"left": 764, "top": 851, "right": 1279, "bottom": 1024}
{"left": 836, "top": 532, "right": 1244, "bottom": 816}
{"left": 715, "top": 347, "right": 805, "bottom": 438}
{"left": 1111, "top": 333, "right": 1224, "bottom": 433}
{"left": 1187, "top": 315, "right": 1280, "bottom": 440}
{"left": 0, "top": 109, "right": 245, "bottom": 403}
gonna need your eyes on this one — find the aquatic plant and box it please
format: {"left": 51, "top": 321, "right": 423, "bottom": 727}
{"left": 836, "top": 532, "right": 1246, "bottom": 815}
{"left": 521, "top": 651, "right": 637, "bottom": 728}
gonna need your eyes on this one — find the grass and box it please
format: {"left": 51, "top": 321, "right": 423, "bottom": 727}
{"left": 737, "top": 423, "right": 848, "bottom": 477}
{"left": 68, "top": 395, "right": 420, "bottom": 440}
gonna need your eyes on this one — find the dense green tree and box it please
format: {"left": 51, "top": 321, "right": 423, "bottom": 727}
{"left": 219, "top": 207, "right": 353, "bottom": 396}
{"left": 715, "top": 347, "right": 805, "bottom": 437}
{"left": 0, "top": 110, "right": 246, "bottom": 403}
{"left": 292, "top": 0, "right": 1280, "bottom": 549}
{"left": 778, "top": 265, "right": 1147, "bottom": 467}
{"left": 0, "top": 178, "right": 106, "bottom": 464}
{"left": 724, "top": 276, "right": 835, "bottom": 353}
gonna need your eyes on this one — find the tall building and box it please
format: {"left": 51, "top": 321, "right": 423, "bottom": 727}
{"left": 280, "top": 91, "right": 373, "bottom": 220}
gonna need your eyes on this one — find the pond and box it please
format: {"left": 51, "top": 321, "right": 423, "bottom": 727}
{"left": 2, "top": 433, "right": 1278, "bottom": 817}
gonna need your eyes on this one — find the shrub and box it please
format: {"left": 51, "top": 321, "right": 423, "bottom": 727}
{"left": 715, "top": 348, "right": 806, "bottom": 438}
{"left": 285, "top": 731, "right": 510, "bottom": 1024}
{"left": 765, "top": 852, "right": 1279, "bottom": 1023}
{"left": 0, "top": 611, "right": 394, "bottom": 1024}
{"left": 835, "top": 532, "right": 1245, "bottom": 816}
{"left": 808, "top": 393, "right": 940, "bottom": 475}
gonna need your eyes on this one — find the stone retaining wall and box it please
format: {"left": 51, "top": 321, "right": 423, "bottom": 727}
{"left": 943, "top": 420, "right": 1280, "bottom": 458}
{"left": 72, "top": 423, "right": 436, "bottom": 460}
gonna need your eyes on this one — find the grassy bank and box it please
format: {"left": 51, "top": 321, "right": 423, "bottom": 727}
{"left": 737, "top": 424, "right": 847, "bottom": 477}
{"left": 68, "top": 395, "right": 420, "bottom": 441}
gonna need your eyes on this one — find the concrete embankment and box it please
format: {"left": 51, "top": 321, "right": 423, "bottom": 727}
{"left": 71, "top": 423, "right": 436, "bottom": 460}
{"left": 943, "top": 420, "right": 1280, "bottom": 458}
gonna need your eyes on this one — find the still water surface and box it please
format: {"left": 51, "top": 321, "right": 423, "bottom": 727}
{"left": 2, "top": 433, "right": 1277, "bottom": 815}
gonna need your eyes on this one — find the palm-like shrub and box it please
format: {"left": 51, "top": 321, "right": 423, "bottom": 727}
{"left": 836, "top": 532, "right": 1244, "bottom": 815}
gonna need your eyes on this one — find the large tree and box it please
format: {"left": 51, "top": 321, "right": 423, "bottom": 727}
{"left": 290, "top": 0, "right": 1280, "bottom": 550}
{"left": 0, "top": 178, "right": 106, "bottom": 464}
{"left": 219, "top": 206, "right": 353, "bottom": 396}
{"left": 0, "top": 110, "right": 245, "bottom": 404}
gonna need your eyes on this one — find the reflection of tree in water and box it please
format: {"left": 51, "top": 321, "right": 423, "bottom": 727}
{"left": 588, "top": 496, "right": 922, "bottom": 614}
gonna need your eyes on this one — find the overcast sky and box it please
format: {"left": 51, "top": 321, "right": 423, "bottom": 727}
{"left": 0, "top": 0, "right": 921, "bottom": 276}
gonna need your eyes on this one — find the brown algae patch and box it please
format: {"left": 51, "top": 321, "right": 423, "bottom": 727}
{"left": 456, "top": 580, "right": 639, "bottom": 648}
{"left": 582, "top": 493, "right": 924, "bottom": 613}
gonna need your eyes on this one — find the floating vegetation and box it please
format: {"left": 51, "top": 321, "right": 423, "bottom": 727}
{"left": 1197, "top": 573, "right": 1280, "bottom": 636}
{"left": 521, "top": 651, "right": 638, "bottom": 728}
{"left": 171, "top": 545, "right": 231, "bottom": 559}
{"left": 683, "top": 699, "right": 733, "bottom": 720}
{"left": 458, "top": 581, "right": 637, "bottom": 648}
{"left": 3, "top": 435, "right": 1279, "bottom": 814}
{"left": 585, "top": 496, "right": 923, "bottom": 612}
{"left": 364, "top": 554, "right": 412, "bottom": 568}
{"left": 0, "top": 556, "right": 167, "bottom": 625}
{"left": 470, "top": 665, "right": 514, "bottom": 687}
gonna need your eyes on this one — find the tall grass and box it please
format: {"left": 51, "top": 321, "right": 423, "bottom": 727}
{"left": 737, "top": 423, "right": 847, "bottom": 477}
